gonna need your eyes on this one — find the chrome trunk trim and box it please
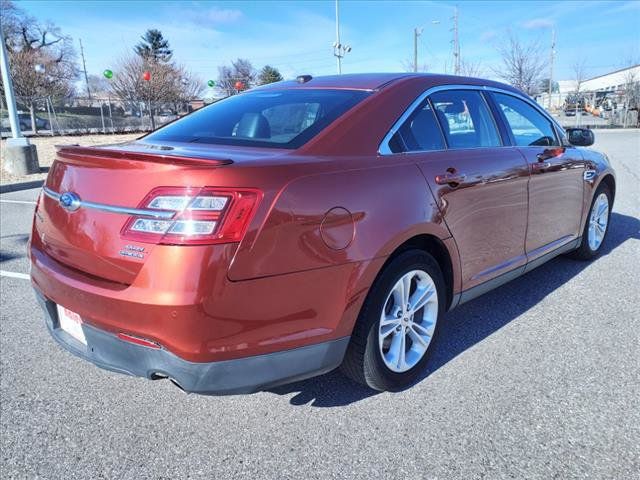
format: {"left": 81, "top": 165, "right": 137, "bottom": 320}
{"left": 42, "top": 187, "right": 175, "bottom": 219}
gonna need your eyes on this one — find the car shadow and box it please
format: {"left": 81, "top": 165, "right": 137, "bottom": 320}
{"left": 267, "top": 212, "right": 639, "bottom": 407}
{"left": 0, "top": 233, "right": 30, "bottom": 264}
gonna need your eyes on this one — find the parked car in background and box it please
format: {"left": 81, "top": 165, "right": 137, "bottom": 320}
{"left": 0, "top": 112, "right": 50, "bottom": 131}
{"left": 30, "top": 73, "right": 615, "bottom": 394}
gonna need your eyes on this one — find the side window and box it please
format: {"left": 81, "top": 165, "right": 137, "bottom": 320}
{"left": 491, "top": 92, "right": 559, "bottom": 147}
{"left": 430, "top": 90, "right": 501, "bottom": 149}
{"left": 390, "top": 100, "right": 445, "bottom": 153}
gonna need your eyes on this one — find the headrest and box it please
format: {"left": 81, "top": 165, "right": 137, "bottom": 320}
{"left": 235, "top": 113, "right": 271, "bottom": 139}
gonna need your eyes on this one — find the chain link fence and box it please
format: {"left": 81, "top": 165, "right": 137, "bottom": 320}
{"left": 537, "top": 91, "right": 639, "bottom": 129}
{"left": 1, "top": 96, "right": 201, "bottom": 137}
{"left": 2, "top": 92, "right": 637, "bottom": 139}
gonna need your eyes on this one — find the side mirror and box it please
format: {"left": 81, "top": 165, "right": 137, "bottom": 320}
{"left": 566, "top": 128, "right": 594, "bottom": 147}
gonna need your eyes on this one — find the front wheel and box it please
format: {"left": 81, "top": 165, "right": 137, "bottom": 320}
{"left": 568, "top": 183, "right": 612, "bottom": 260}
{"left": 341, "top": 250, "right": 445, "bottom": 391}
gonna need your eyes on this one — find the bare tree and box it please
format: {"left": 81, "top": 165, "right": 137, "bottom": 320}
{"left": 87, "top": 74, "right": 110, "bottom": 98}
{"left": 172, "top": 64, "right": 203, "bottom": 112}
{"left": 401, "top": 59, "right": 429, "bottom": 72}
{"left": 621, "top": 63, "right": 640, "bottom": 127}
{"left": 109, "top": 55, "right": 202, "bottom": 127}
{"left": 459, "top": 60, "right": 483, "bottom": 77}
{"left": 217, "top": 65, "right": 236, "bottom": 97}
{"left": 1, "top": 0, "right": 77, "bottom": 131}
{"left": 217, "top": 58, "right": 256, "bottom": 96}
{"left": 571, "top": 59, "right": 588, "bottom": 123}
{"left": 493, "top": 32, "right": 547, "bottom": 96}
{"left": 572, "top": 59, "right": 588, "bottom": 94}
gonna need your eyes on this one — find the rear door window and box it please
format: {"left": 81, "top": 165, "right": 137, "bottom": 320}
{"left": 389, "top": 100, "right": 445, "bottom": 153}
{"left": 491, "top": 92, "right": 559, "bottom": 147}
{"left": 430, "top": 90, "right": 502, "bottom": 149}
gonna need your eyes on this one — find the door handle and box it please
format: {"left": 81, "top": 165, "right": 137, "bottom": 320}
{"left": 531, "top": 161, "right": 551, "bottom": 170}
{"left": 435, "top": 171, "right": 467, "bottom": 186}
{"left": 536, "top": 147, "right": 565, "bottom": 162}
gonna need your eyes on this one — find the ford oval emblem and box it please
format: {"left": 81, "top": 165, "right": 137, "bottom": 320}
{"left": 59, "top": 192, "right": 81, "bottom": 212}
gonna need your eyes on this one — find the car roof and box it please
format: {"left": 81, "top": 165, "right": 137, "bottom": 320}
{"left": 256, "top": 73, "right": 417, "bottom": 91}
{"left": 253, "top": 72, "right": 521, "bottom": 95}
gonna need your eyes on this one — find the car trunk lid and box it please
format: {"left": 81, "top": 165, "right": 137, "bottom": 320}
{"left": 35, "top": 143, "right": 240, "bottom": 285}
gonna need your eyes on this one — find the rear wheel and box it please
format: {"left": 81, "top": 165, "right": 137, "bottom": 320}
{"left": 569, "top": 183, "right": 612, "bottom": 260}
{"left": 341, "top": 250, "right": 445, "bottom": 391}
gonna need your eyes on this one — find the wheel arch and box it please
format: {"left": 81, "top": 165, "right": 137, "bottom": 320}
{"left": 598, "top": 173, "right": 616, "bottom": 205}
{"left": 378, "top": 234, "right": 456, "bottom": 311}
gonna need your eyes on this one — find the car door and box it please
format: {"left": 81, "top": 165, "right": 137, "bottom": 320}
{"left": 489, "top": 92, "right": 586, "bottom": 262}
{"left": 384, "top": 88, "right": 530, "bottom": 294}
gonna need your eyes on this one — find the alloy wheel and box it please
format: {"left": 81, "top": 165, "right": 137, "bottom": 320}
{"left": 378, "top": 269, "right": 438, "bottom": 373}
{"left": 588, "top": 193, "right": 609, "bottom": 251}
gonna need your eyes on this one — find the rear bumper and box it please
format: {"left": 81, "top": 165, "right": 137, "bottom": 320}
{"left": 35, "top": 289, "right": 349, "bottom": 395}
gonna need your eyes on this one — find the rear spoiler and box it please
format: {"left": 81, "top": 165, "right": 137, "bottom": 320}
{"left": 55, "top": 145, "right": 234, "bottom": 167}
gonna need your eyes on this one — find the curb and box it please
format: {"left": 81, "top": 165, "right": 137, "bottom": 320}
{"left": 0, "top": 180, "right": 44, "bottom": 194}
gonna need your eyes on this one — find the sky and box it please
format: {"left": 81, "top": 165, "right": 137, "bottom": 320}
{"left": 15, "top": 0, "right": 640, "bottom": 96}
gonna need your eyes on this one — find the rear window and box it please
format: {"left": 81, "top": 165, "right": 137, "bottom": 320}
{"left": 146, "top": 89, "right": 369, "bottom": 149}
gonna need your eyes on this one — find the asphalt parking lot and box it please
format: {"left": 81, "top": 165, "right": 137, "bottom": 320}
{"left": 1, "top": 129, "right": 639, "bottom": 479}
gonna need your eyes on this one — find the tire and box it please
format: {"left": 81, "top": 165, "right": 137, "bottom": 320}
{"left": 341, "top": 249, "right": 445, "bottom": 391}
{"left": 568, "top": 183, "right": 612, "bottom": 260}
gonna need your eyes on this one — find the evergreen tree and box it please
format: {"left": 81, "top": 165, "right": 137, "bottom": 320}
{"left": 258, "top": 65, "right": 283, "bottom": 85}
{"left": 135, "top": 29, "right": 172, "bottom": 63}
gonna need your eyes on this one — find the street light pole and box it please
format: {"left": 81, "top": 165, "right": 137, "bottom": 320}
{"left": 0, "top": 26, "right": 22, "bottom": 140}
{"left": 413, "top": 21, "right": 439, "bottom": 73}
{"left": 333, "top": 0, "right": 351, "bottom": 74}
{"left": 0, "top": 24, "right": 39, "bottom": 175}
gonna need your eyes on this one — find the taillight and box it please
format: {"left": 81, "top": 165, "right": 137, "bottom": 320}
{"left": 121, "top": 187, "right": 261, "bottom": 245}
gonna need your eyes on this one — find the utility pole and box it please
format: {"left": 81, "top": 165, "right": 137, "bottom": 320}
{"left": 548, "top": 28, "right": 556, "bottom": 110}
{"left": 0, "top": 24, "right": 39, "bottom": 175}
{"left": 335, "top": 0, "right": 341, "bottom": 74}
{"left": 79, "top": 39, "right": 91, "bottom": 99}
{"left": 413, "top": 28, "right": 422, "bottom": 72}
{"left": 452, "top": 6, "right": 460, "bottom": 75}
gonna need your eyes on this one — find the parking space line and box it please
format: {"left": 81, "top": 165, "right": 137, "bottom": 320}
{"left": 0, "top": 199, "right": 37, "bottom": 205}
{"left": 0, "top": 270, "right": 30, "bottom": 280}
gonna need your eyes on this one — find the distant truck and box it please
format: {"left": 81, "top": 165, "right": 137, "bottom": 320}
{"left": 564, "top": 95, "right": 586, "bottom": 116}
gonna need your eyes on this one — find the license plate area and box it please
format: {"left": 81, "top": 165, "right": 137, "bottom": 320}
{"left": 57, "top": 305, "right": 87, "bottom": 345}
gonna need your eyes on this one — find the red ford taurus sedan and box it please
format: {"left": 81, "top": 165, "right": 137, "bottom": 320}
{"left": 30, "top": 73, "right": 615, "bottom": 394}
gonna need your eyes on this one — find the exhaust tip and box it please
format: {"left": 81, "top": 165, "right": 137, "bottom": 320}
{"left": 169, "top": 378, "right": 186, "bottom": 392}
{"left": 148, "top": 372, "right": 186, "bottom": 392}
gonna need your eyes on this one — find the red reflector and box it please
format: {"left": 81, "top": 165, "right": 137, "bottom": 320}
{"left": 117, "top": 332, "right": 161, "bottom": 349}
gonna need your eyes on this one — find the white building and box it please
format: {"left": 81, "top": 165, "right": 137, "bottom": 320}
{"left": 582, "top": 64, "right": 640, "bottom": 93}
{"left": 536, "top": 64, "right": 640, "bottom": 110}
